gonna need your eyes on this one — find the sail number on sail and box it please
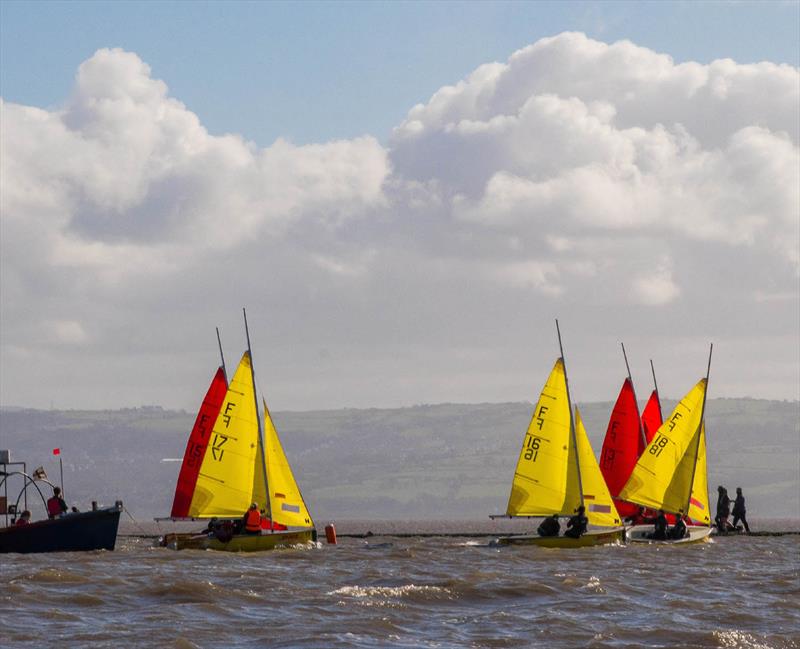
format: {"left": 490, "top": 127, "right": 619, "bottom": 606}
{"left": 648, "top": 410, "right": 684, "bottom": 457}
{"left": 648, "top": 434, "right": 669, "bottom": 457}
{"left": 524, "top": 435, "right": 542, "bottom": 461}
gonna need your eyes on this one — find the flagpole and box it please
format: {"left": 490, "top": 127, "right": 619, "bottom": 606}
{"left": 556, "top": 319, "right": 584, "bottom": 510}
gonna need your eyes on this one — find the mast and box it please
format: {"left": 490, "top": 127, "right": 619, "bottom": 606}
{"left": 243, "top": 308, "right": 273, "bottom": 527}
{"left": 683, "top": 344, "right": 713, "bottom": 518}
{"left": 216, "top": 327, "right": 227, "bottom": 383}
{"left": 650, "top": 359, "right": 663, "bottom": 422}
{"left": 621, "top": 342, "right": 647, "bottom": 450}
{"left": 556, "top": 319, "right": 584, "bottom": 510}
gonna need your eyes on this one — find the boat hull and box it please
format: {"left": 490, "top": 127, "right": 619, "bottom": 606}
{"left": 497, "top": 527, "right": 625, "bottom": 548}
{"left": 161, "top": 527, "right": 317, "bottom": 551}
{"left": 0, "top": 505, "right": 122, "bottom": 554}
{"left": 626, "top": 524, "right": 712, "bottom": 544}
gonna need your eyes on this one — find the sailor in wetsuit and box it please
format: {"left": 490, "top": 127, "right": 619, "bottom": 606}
{"left": 537, "top": 514, "right": 560, "bottom": 537}
{"left": 669, "top": 514, "right": 688, "bottom": 540}
{"left": 652, "top": 509, "right": 668, "bottom": 540}
{"left": 564, "top": 506, "right": 588, "bottom": 539}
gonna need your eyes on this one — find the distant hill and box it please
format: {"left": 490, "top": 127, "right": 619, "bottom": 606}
{"left": 1, "top": 398, "right": 797, "bottom": 521}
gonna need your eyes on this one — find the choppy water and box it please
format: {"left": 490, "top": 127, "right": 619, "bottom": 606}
{"left": 1, "top": 522, "right": 798, "bottom": 648}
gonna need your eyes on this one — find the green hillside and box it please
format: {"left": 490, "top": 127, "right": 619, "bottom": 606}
{"left": 1, "top": 398, "right": 797, "bottom": 520}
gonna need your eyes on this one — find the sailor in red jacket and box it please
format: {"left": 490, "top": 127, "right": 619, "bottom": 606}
{"left": 243, "top": 503, "right": 262, "bottom": 534}
{"left": 15, "top": 510, "right": 31, "bottom": 526}
{"left": 47, "top": 487, "right": 68, "bottom": 519}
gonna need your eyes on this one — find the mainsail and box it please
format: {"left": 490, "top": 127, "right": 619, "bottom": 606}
{"left": 505, "top": 359, "right": 620, "bottom": 527}
{"left": 641, "top": 389, "right": 663, "bottom": 445}
{"left": 188, "top": 352, "right": 264, "bottom": 518}
{"left": 618, "top": 378, "right": 709, "bottom": 517}
{"left": 506, "top": 359, "right": 572, "bottom": 517}
{"left": 170, "top": 367, "right": 228, "bottom": 517}
{"left": 599, "top": 378, "right": 645, "bottom": 519}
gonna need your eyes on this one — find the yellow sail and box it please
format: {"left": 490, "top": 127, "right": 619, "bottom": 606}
{"left": 189, "top": 352, "right": 263, "bottom": 518}
{"left": 687, "top": 422, "right": 710, "bottom": 524}
{"left": 506, "top": 359, "right": 573, "bottom": 516}
{"left": 263, "top": 399, "right": 314, "bottom": 528}
{"left": 618, "top": 379, "right": 707, "bottom": 515}
{"left": 573, "top": 407, "right": 621, "bottom": 527}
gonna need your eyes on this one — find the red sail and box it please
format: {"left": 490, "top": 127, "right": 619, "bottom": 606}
{"left": 170, "top": 367, "right": 228, "bottom": 518}
{"left": 641, "top": 389, "right": 663, "bottom": 445}
{"left": 599, "top": 378, "right": 644, "bottom": 519}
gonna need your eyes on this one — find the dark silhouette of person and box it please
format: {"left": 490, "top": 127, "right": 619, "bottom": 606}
{"left": 731, "top": 487, "right": 750, "bottom": 533}
{"left": 46, "top": 487, "right": 68, "bottom": 519}
{"left": 564, "top": 505, "right": 588, "bottom": 539}
{"left": 715, "top": 486, "right": 731, "bottom": 532}
{"left": 669, "top": 515, "right": 688, "bottom": 540}
{"left": 537, "top": 514, "right": 560, "bottom": 537}
{"left": 652, "top": 510, "right": 668, "bottom": 540}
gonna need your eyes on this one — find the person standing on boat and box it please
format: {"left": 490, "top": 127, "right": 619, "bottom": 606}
{"left": 731, "top": 487, "right": 750, "bottom": 533}
{"left": 15, "top": 510, "right": 31, "bottom": 526}
{"left": 537, "top": 514, "right": 560, "bottom": 537}
{"left": 47, "top": 487, "right": 68, "bottom": 519}
{"left": 669, "top": 514, "right": 687, "bottom": 540}
{"left": 715, "top": 486, "right": 731, "bottom": 531}
{"left": 564, "top": 506, "right": 588, "bottom": 538}
{"left": 243, "top": 503, "right": 262, "bottom": 534}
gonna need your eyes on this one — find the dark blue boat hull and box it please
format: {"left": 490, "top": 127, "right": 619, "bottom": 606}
{"left": 0, "top": 505, "right": 122, "bottom": 553}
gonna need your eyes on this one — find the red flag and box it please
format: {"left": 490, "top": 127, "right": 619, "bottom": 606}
{"left": 53, "top": 448, "right": 61, "bottom": 456}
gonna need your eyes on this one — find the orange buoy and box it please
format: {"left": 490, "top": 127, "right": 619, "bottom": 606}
{"left": 324, "top": 523, "right": 337, "bottom": 545}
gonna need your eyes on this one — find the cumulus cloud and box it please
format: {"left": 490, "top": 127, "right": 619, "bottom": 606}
{"left": 1, "top": 35, "right": 798, "bottom": 409}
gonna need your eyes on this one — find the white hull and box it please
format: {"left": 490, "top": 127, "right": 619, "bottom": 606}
{"left": 626, "top": 524, "right": 712, "bottom": 545}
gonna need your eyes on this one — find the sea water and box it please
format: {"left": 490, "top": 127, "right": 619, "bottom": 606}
{"left": 1, "top": 520, "right": 798, "bottom": 648}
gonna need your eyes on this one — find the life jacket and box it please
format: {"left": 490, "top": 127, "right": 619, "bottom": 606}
{"left": 47, "top": 497, "right": 63, "bottom": 518}
{"left": 244, "top": 508, "right": 261, "bottom": 532}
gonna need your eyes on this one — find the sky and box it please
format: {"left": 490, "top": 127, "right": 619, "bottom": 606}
{"left": 1, "top": 1, "right": 798, "bottom": 412}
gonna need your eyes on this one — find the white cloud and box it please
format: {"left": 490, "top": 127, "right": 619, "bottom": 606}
{"left": 1, "top": 36, "right": 798, "bottom": 409}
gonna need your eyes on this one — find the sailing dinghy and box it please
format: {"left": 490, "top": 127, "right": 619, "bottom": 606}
{"left": 618, "top": 346, "right": 714, "bottom": 544}
{"left": 158, "top": 315, "right": 316, "bottom": 551}
{"left": 491, "top": 323, "right": 624, "bottom": 547}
